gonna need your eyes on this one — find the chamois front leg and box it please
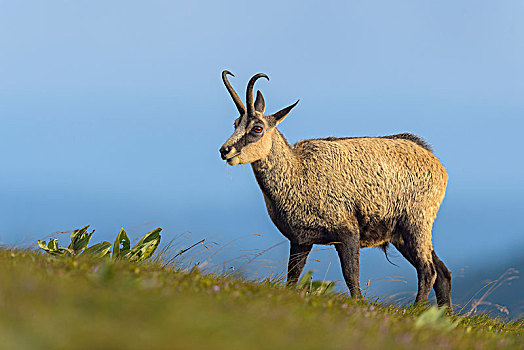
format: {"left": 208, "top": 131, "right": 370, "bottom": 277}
{"left": 286, "top": 242, "right": 313, "bottom": 286}
{"left": 335, "top": 234, "right": 362, "bottom": 298}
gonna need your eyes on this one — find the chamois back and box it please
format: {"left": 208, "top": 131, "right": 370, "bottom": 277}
{"left": 308, "top": 132, "right": 433, "bottom": 153}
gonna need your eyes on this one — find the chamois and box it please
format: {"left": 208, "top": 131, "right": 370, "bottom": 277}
{"left": 219, "top": 71, "right": 452, "bottom": 307}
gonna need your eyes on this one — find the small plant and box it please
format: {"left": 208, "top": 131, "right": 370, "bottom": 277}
{"left": 297, "top": 270, "right": 336, "bottom": 295}
{"left": 414, "top": 306, "right": 458, "bottom": 332}
{"left": 38, "top": 225, "right": 162, "bottom": 262}
{"left": 113, "top": 227, "right": 162, "bottom": 262}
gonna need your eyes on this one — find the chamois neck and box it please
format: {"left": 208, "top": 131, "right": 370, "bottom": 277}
{"left": 251, "top": 129, "right": 298, "bottom": 200}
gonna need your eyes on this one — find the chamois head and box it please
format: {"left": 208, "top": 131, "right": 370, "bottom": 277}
{"left": 219, "top": 71, "right": 299, "bottom": 166}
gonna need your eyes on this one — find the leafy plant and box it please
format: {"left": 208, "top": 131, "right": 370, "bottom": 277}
{"left": 38, "top": 226, "right": 162, "bottom": 262}
{"left": 68, "top": 225, "right": 95, "bottom": 255}
{"left": 112, "top": 228, "right": 131, "bottom": 259}
{"left": 37, "top": 238, "right": 71, "bottom": 256}
{"left": 84, "top": 242, "right": 113, "bottom": 258}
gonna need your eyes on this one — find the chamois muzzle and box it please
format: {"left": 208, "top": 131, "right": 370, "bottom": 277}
{"left": 219, "top": 145, "right": 233, "bottom": 160}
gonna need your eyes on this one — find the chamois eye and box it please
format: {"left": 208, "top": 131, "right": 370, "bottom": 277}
{"left": 252, "top": 126, "right": 263, "bottom": 134}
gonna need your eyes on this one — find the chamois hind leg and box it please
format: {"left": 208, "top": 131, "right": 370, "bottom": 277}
{"left": 286, "top": 242, "right": 313, "bottom": 286}
{"left": 335, "top": 233, "right": 362, "bottom": 298}
{"left": 432, "top": 250, "right": 452, "bottom": 308}
{"left": 393, "top": 224, "right": 436, "bottom": 305}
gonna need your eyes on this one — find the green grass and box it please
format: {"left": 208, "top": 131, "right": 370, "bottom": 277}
{"left": 0, "top": 249, "right": 522, "bottom": 349}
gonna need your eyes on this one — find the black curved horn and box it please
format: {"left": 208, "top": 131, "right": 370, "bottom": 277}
{"left": 246, "top": 73, "right": 269, "bottom": 116}
{"left": 222, "top": 70, "right": 245, "bottom": 115}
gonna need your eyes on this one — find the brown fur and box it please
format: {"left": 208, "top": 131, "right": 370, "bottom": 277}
{"left": 220, "top": 72, "right": 452, "bottom": 307}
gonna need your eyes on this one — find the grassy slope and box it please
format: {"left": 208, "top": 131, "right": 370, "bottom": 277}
{"left": 0, "top": 249, "right": 522, "bottom": 350}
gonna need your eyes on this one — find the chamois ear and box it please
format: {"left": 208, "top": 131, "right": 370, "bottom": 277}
{"left": 254, "top": 90, "right": 265, "bottom": 113}
{"left": 270, "top": 100, "right": 299, "bottom": 125}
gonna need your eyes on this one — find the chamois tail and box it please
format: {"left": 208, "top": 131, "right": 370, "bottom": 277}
{"left": 380, "top": 242, "right": 399, "bottom": 267}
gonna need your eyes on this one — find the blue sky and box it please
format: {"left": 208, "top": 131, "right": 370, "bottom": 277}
{"left": 1, "top": 1, "right": 523, "bottom": 297}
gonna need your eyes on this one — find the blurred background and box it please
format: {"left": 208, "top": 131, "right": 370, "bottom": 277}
{"left": 1, "top": 1, "right": 523, "bottom": 316}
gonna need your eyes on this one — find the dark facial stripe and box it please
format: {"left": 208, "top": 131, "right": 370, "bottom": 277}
{"left": 231, "top": 128, "right": 264, "bottom": 151}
